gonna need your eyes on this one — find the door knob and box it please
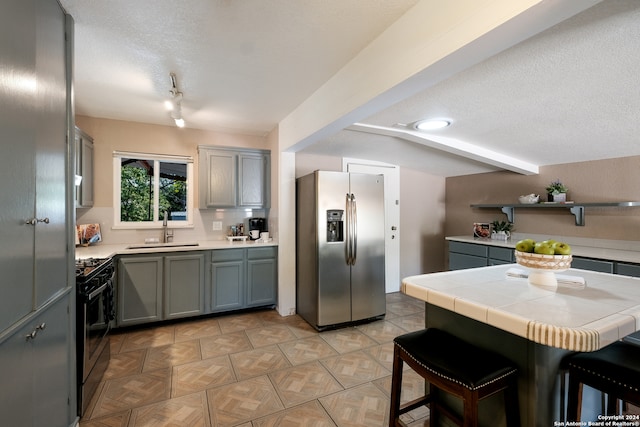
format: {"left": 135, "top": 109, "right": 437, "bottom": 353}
{"left": 391, "top": 226, "right": 397, "bottom": 231}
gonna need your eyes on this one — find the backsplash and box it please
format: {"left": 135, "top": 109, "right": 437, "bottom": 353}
{"left": 76, "top": 207, "right": 271, "bottom": 245}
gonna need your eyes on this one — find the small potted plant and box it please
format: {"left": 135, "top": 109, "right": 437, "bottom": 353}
{"left": 491, "top": 220, "right": 513, "bottom": 241}
{"left": 545, "top": 179, "right": 568, "bottom": 202}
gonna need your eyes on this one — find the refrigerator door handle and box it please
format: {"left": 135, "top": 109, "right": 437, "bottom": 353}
{"left": 351, "top": 193, "right": 357, "bottom": 265}
{"left": 346, "top": 193, "right": 352, "bottom": 265}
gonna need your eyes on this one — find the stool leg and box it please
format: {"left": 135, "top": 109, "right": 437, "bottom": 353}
{"left": 429, "top": 382, "right": 440, "bottom": 427}
{"left": 389, "top": 346, "right": 404, "bottom": 427}
{"left": 462, "top": 388, "right": 479, "bottom": 427}
{"left": 566, "top": 375, "right": 583, "bottom": 421}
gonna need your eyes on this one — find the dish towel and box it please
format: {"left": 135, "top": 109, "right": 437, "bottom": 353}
{"left": 505, "top": 267, "right": 586, "bottom": 289}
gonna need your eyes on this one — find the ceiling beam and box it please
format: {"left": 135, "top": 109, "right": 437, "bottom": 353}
{"left": 348, "top": 123, "right": 539, "bottom": 175}
{"left": 278, "top": 0, "right": 602, "bottom": 153}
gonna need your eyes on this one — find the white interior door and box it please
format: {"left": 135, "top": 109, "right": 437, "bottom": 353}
{"left": 343, "top": 158, "right": 400, "bottom": 293}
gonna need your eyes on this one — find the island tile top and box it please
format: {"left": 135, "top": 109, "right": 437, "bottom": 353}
{"left": 402, "top": 264, "right": 640, "bottom": 352}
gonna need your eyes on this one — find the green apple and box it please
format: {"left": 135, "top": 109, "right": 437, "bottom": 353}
{"left": 554, "top": 242, "right": 571, "bottom": 255}
{"left": 534, "top": 242, "right": 555, "bottom": 255}
{"left": 515, "top": 239, "right": 535, "bottom": 253}
{"left": 543, "top": 239, "right": 557, "bottom": 247}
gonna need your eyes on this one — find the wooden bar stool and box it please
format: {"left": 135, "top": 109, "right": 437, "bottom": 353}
{"left": 389, "top": 328, "right": 520, "bottom": 427}
{"left": 566, "top": 340, "right": 640, "bottom": 421}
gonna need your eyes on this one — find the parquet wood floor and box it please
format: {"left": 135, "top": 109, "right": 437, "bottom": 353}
{"left": 79, "top": 292, "right": 429, "bottom": 427}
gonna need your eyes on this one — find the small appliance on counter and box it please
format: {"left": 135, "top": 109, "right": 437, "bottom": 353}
{"left": 248, "top": 217, "right": 266, "bottom": 240}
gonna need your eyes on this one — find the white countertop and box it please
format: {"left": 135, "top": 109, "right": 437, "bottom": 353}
{"left": 402, "top": 264, "right": 640, "bottom": 351}
{"left": 446, "top": 234, "right": 640, "bottom": 264}
{"left": 75, "top": 239, "right": 278, "bottom": 260}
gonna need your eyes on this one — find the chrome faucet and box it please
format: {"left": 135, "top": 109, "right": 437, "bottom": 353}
{"left": 163, "top": 211, "right": 174, "bottom": 243}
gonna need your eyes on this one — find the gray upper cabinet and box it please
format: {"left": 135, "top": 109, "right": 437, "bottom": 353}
{"left": 75, "top": 127, "right": 94, "bottom": 208}
{"left": 238, "top": 153, "right": 268, "bottom": 207}
{"left": 198, "top": 145, "right": 270, "bottom": 209}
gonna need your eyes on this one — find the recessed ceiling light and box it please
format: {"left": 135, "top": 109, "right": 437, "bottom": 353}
{"left": 414, "top": 119, "right": 451, "bottom": 131}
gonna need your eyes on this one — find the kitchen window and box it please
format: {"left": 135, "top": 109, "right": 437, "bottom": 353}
{"left": 113, "top": 151, "right": 194, "bottom": 228}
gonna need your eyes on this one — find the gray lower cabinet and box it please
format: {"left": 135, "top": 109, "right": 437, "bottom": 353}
{"left": 488, "top": 246, "right": 514, "bottom": 266}
{"left": 571, "top": 257, "right": 614, "bottom": 273}
{"left": 247, "top": 247, "right": 278, "bottom": 307}
{"left": 118, "top": 256, "right": 163, "bottom": 326}
{"left": 449, "top": 241, "right": 489, "bottom": 270}
{"left": 616, "top": 262, "right": 640, "bottom": 277}
{"left": 209, "top": 247, "right": 277, "bottom": 313}
{"left": 0, "top": 293, "right": 72, "bottom": 427}
{"left": 117, "top": 253, "right": 206, "bottom": 327}
{"left": 165, "top": 253, "right": 206, "bottom": 319}
{"left": 210, "top": 249, "right": 245, "bottom": 312}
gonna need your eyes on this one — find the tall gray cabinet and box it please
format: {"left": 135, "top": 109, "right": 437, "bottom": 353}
{"left": 0, "top": 1, "right": 75, "bottom": 425}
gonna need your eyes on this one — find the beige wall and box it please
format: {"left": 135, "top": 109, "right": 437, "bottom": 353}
{"left": 76, "top": 115, "right": 268, "bottom": 208}
{"left": 400, "top": 168, "right": 446, "bottom": 276}
{"left": 445, "top": 156, "right": 640, "bottom": 241}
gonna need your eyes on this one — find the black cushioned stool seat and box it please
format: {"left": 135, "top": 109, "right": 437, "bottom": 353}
{"left": 566, "top": 341, "right": 640, "bottom": 420}
{"left": 389, "top": 328, "right": 520, "bottom": 427}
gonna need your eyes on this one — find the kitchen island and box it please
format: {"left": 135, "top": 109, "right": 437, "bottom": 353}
{"left": 402, "top": 264, "right": 640, "bottom": 427}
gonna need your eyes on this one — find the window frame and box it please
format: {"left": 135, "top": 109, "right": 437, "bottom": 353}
{"left": 113, "top": 151, "right": 194, "bottom": 229}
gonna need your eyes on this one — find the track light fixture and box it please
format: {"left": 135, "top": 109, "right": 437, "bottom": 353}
{"left": 166, "top": 72, "right": 185, "bottom": 128}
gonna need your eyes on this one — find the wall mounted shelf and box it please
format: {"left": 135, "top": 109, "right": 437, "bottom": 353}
{"left": 470, "top": 202, "right": 640, "bottom": 226}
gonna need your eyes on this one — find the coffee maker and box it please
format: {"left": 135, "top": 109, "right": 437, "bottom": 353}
{"left": 248, "top": 217, "right": 266, "bottom": 240}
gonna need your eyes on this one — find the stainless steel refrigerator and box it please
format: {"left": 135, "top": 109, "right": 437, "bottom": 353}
{"left": 296, "top": 170, "right": 386, "bottom": 330}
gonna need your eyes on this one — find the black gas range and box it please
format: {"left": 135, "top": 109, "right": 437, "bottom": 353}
{"left": 76, "top": 257, "right": 113, "bottom": 286}
{"left": 75, "top": 256, "right": 115, "bottom": 416}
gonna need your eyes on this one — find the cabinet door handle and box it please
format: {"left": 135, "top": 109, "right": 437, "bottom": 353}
{"left": 37, "top": 218, "right": 50, "bottom": 224}
{"left": 25, "top": 218, "right": 37, "bottom": 225}
{"left": 24, "top": 323, "right": 46, "bottom": 340}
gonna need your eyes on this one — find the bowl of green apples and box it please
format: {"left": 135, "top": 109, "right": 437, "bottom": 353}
{"left": 515, "top": 239, "right": 572, "bottom": 287}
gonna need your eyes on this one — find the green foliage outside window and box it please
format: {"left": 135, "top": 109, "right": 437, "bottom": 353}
{"left": 120, "top": 158, "right": 187, "bottom": 222}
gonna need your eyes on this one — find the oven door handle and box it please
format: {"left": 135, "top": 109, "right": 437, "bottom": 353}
{"left": 88, "top": 282, "right": 108, "bottom": 301}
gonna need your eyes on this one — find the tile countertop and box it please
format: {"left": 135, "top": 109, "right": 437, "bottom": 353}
{"left": 446, "top": 233, "right": 640, "bottom": 264}
{"left": 402, "top": 264, "right": 640, "bottom": 352}
{"left": 75, "top": 239, "right": 278, "bottom": 260}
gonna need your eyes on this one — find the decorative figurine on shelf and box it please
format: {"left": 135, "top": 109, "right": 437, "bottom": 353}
{"left": 491, "top": 220, "right": 513, "bottom": 240}
{"left": 546, "top": 179, "right": 568, "bottom": 202}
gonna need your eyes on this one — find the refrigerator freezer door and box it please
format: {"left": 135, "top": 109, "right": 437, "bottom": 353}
{"left": 316, "top": 171, "right": 352, "bottom": 326}
{"left": 349, "top": 173, "right": 386, "bottom": 322}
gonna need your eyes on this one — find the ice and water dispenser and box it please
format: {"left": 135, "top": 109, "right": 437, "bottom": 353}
{"left": 326, "top": 209, "right": 344, "bottom": 242}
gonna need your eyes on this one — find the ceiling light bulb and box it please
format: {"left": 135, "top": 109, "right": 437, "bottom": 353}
{"left": 414, "top": 119, "right": 451, "bottom": 131}
{"left": 174, "top": 118, "right": 185, "bottom": 128}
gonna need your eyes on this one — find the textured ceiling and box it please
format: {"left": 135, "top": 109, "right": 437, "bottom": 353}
{"left": 305, "top": 0, "right": 640, "bottom": 175}
{"left": 59, "top": 0, "right": 640, "bottom": 177}
{"left": 59, "top": 0, "right": 419, "bottom": 135}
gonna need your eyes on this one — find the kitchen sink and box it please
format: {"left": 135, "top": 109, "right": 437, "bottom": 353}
{"left": 126, "top": 242, "right": 200, "bottom": 249}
